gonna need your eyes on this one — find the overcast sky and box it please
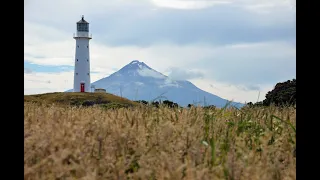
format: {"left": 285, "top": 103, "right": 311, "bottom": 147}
{"left": 24, "top": 0, "right": 296, "bottom": 103}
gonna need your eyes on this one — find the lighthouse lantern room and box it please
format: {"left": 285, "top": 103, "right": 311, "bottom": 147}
{"left": 73, "top": 15, "right": 92, "bottom": 92}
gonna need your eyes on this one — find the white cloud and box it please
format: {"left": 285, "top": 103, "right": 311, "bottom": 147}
{"left": 24, "top": 71, "right": 74, "bottom": 95}
{"left": 24, "top": 22, "right": 74, "bottom": 66}
{"left": 167, "top": 67, "right": 204, "bottom": 80}
{"left": 24, "top": 71, "right": 108, "bottom": 95}
{"left": 189, "top": 78, "right": 272, "bottom": 103}
{"left": 160, "top": 78, "right": 180, "bottom": 88}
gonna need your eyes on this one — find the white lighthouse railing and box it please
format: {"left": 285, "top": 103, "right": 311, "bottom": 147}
{"left": 73, "top": 33, "right": 92, "bottom": 39}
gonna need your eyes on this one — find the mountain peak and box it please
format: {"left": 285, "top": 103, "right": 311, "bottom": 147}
{"left": 113, "top": 60, "right": 165, "bottom": 79}
{"left": 120, "top": 60, "right": 152, "bottom": 71}
{"left": 129, "top": 60, "right": 148, "bottom": 67}
{"left": 130, "top": 60, "right": 140, "bottom": 64}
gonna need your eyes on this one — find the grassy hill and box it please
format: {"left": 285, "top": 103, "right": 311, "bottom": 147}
{"left": 24, "top": 92, "right": 139, "bottom": 108}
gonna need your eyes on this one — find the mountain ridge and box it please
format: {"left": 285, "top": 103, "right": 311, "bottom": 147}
{"left": 67, "top": 60, "right": 244, "bottom": 108}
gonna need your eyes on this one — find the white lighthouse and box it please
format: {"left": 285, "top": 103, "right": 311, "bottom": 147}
{"left": 73, "top": 15, "right": 92, "bottom": 92}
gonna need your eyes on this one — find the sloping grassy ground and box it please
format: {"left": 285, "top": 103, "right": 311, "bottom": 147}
{"left": 24, "top": 92, "right": 138, "bottom": 108}
{"left": 24, "top": 103, "right": 296, "bottom": 180}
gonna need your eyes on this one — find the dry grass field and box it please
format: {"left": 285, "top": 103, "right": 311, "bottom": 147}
{"left": 24, "top": 98, "right": 296, "bottom": 180}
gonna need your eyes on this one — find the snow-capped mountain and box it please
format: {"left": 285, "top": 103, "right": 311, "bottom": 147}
{"left": 67, "top": 60, "right": 244, "bottom": 107}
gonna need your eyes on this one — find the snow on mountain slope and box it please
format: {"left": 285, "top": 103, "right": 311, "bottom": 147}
{"left": 66, "top": 60, "right": 244, "bottom": 108}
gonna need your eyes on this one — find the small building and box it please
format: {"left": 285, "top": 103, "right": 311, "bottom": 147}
{"left": 94, "top": 88, "right": 106, "bottom": 93}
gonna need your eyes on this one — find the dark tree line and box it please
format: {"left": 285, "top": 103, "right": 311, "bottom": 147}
{"left": 135, "top": 100, "right": 217, "bottom": 109}
{"left": 135, "top": 100, "right": 179, "bottom": 108}
{"left": 187, "top": 104, "right": 216, "bottom": 109}
{"left": 247, "top": 79, "right": 296, "bottom": 107}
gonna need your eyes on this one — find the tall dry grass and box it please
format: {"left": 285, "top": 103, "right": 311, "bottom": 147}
{"left": 24, "top": 103, "right": 296, "bottom": 180}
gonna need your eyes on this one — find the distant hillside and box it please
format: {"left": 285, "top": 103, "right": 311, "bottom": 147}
{"left": 24, "top": 92, "right": 138, "bottom": 108}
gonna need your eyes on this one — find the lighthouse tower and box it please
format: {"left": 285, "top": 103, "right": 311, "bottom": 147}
{"left": 73, "top": 15, "right": 92, "bottom": 92}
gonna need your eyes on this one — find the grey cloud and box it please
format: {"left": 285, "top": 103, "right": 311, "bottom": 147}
{"left": 246, "top": 85, "right": 261, "bottom": 91}
{"left": 27, "top": 0, "right": 296, "bottom": 47}
{"left": 92, "top": 5, "right": 295, "bottom": 47}
{"left": 189, "top": 42, "right": 296, "bottom": 85}
{"left": 25, "top": 0, "right": 295, "bottom": 47}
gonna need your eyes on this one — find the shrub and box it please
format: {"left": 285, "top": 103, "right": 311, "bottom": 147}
{"left": 263, "top": 79, "right": 296, "bottom": 106}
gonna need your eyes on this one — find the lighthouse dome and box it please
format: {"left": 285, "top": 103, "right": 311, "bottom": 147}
{"left": 77, "top": 15, "right": 89, "bottom": 24}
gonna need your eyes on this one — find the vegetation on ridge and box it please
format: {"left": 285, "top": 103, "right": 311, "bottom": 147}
{"left": 24, "top": 92, "right": 138, "bottom": 108}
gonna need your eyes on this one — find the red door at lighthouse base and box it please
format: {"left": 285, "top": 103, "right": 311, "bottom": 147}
{"left": 80, "top": 83, "right": 85, "bottom": 92}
